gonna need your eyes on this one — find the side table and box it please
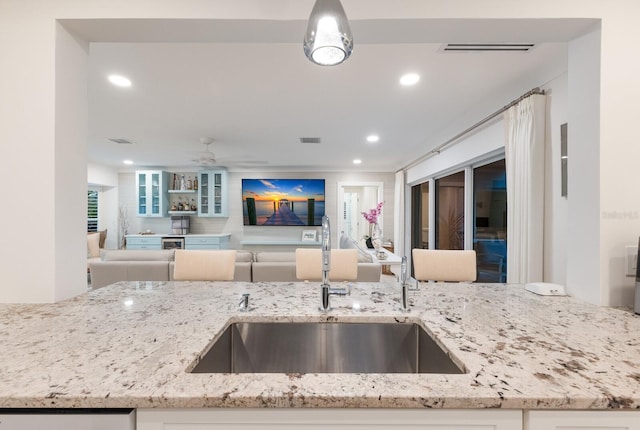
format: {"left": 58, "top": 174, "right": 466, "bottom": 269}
{"left": 382, "top": 244, "right": 395, "bottom": 275}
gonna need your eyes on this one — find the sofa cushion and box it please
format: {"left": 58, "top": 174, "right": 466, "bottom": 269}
{"left": 254, "top": 251, "right": 295, "bottom": 262}
{"left": 101, "top": 249, "right": 176, "bottom": 261}
{"left": 251, "top": 262, "right": 298, "bottom": 283}
{"left": 235, "top": 250, "right": 254, "bottom": 263}
{"left": 89, "top": 260, "right": 171, "bottom": 289}
{"left": 98, "top": 229, "right": 107, "bottom": 248}
{"left": 87, "top": 233, "right": 100, "bottom": 258}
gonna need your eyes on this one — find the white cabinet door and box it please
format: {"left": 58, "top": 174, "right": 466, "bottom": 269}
{"left": 136, "top": 170, "right": 169, "bottom": 217}
{"left": 138, "top": 408, "right": 522, "bottom": 430}
{"left": 198, "top": 169, "right": 228, "bottom": 217}
{"left": 0, "top": 410, "right": 135, "bottom": 430}
{"left": 526, "top": 410, "right": 640, "bottom": 429}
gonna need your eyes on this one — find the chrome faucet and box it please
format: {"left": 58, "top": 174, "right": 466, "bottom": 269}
{"left": 399, "top": 256, "right": 418, "bottom": 312}
{"left": 320, "top": 215, "right": 349, "bottom": 311}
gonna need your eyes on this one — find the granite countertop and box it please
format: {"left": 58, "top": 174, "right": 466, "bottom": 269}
{"left": 0, "top": 281, "right": 639, "bottom": 409}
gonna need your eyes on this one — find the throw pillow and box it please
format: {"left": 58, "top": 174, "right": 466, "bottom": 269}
{"left": 98, "top": 229, "right": 107, "bottom": 248}
{"left": 87, "top": 232, "right": 100, "bottom": 258}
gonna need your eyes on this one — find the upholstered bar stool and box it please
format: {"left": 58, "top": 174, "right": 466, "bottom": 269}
{"left": 295, "top": 248, "right": 358, "bottom": 281}
{"left": 173, "top": 250, "right": 236, "bottom": 281}
{"left": 412, "top": 249, "right": 477, "bottom": 282}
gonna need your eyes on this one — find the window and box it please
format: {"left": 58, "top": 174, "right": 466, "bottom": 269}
{"left": 87, "top": 190, "right": 98, "bottom": 232}
{"left": 410, "top": 182, "right": 429, "bottom": 250}
{"left": 435, "top": 171, "right": 465, "bottom": 250}
{"left": 409, "top": 156, "right": 507, "bottom": 282}
{"left": 473, "top": 159, "right": 507, "bottom": 282}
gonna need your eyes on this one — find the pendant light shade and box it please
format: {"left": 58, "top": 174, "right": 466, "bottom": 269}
{"left": 303, "top": 0, "right": 353, "bottom": 66}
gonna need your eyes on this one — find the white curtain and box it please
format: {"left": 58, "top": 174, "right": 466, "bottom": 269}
{"left": 394, "top": 170, "right": 405, "bottom": 258}
{"left": 504, "top": 94, "right": 546, "bottom": 284}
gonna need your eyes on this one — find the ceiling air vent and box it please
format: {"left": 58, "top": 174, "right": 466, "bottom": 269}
{"left": 442, "top": 43, "right": 534, "bottom": 52}
{"left": 300, "top": 137, "right": 322, "bottom": 144}
{"left": 109, "top": 138, "right": 133, "bottom": 144}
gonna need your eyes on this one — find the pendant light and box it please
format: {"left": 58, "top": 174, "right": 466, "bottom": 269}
{"left": 303, "top": 0, "right": 353, "bottom": 66}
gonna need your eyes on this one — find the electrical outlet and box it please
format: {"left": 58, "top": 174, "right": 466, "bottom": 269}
{"left": 626, "top": 245, "right": 637, "bottom": 277}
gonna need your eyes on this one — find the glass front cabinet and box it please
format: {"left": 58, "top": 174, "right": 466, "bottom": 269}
{"left": 198, "top": 169, "right": 228, "bottom": 217}
{"left": 136, "top": 170, "right": 169, "bottom": 217}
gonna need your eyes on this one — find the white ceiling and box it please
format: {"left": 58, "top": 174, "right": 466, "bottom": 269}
{"left": 79, "top": 18, "right": 595, "bottom": 172}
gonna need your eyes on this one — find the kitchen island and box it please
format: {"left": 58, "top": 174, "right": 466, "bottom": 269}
{"left": 0, "top": 280, "right": 639, "bottom": 427}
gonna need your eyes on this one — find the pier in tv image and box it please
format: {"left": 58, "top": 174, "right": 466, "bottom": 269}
{"left": 242, "top": 179, "right": 325, "bottom": 226}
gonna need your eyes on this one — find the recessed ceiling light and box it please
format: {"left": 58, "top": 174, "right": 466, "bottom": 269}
{"left": 108, "top": 75, "right": 132, "bottom": 87}
{"left": 123, "top": 160, "right": 133, "bottom": 165}
{"left": 366, "top": 135, "right": 379, "bottom": 143}
{"left": 400, "top": 73, "right": 420, "bottom": 86}
{"left": 353, "top": 159, "right": 362, "bottom": 164}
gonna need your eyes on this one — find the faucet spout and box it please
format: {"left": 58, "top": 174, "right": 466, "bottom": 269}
{"left": 319, "top": 216, "right": 348, "bottom": 311}
{"left": 321, "top": 215, "right": 331, "bottom": 288}
{"left": 399, "top": 256, "right": 418, "bottom": 312}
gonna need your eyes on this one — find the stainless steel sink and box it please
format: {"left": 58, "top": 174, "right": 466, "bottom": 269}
{"left": 189, "top": 322, "right": 466, "bottom": 374}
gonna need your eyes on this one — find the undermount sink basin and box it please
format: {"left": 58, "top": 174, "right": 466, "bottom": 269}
{"left": 189, "top": 321, "right": 466, "bottom": 374}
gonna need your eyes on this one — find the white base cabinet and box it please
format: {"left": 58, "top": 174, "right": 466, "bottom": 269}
{"left": 185, "top": 235, "right": 230, "bottom": 250}
{"left": 137, "top": 408, "right": 522, "bottom": 430}
{"left": 525, "top": 410, "right": 640, "bottom": 429}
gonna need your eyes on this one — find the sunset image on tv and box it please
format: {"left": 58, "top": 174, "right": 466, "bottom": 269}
{"left": 242, "top": 179, "right": 325, "bottom": 226}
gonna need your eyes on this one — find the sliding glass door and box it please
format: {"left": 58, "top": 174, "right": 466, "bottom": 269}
{"left": 410, "top": 182, "right": 429, "bottom": 251}
{"left": 473, "top": 159, "right": 507, "bottom": 282}
{"left": 409, "top": 158, "right": 506, "bottom": 282}
{"left": 435, "top": 171, "right": 465, "bottom": 250}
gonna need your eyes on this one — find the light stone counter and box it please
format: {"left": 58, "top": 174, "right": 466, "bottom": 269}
{"left": 0, "top": 280, "right": 638, "bottom": 409}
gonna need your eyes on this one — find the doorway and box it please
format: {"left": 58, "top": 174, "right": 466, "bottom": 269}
{"left": 337, "top": 182, "right": 384, "bottom": 244}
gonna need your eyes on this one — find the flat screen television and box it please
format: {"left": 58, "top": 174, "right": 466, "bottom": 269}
{"left": 242, "top": 179, "right": 325, "bottom": 226}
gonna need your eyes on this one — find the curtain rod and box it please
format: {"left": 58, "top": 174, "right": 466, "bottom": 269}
{"left": 400, "top": 87, "right": 545, "bottom": 171}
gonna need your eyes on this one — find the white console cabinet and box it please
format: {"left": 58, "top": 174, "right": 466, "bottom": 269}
{"left": 137, "top": 408, "right": 522, "bottom": 430}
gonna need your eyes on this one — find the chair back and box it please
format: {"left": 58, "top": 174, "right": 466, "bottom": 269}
{"left": 412, "top": 249, "right": 477, "bottom": 282}
{"left": 173, "top": 250, "right": 236, "bottom": 281}
{"left": 295, "top": 248, "right": 358, "bottom": 281}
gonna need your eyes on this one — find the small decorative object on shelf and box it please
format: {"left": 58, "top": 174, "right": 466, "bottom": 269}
{"left": 171, "top": 202, "right": 178, "bottom": 211}
{"left": 172, "top": 173, "right": 178, "bottom": 191}
{"left": 194, "top": 176, "right": 198, "bottom": 190}
{"left": 187, "top": 176, "right": 193, "bottom": 190}
{"left": 180, "top": 174, "right": 187, "bottom": 190}
{"left": 362, "top": 201, "right": 384, "bottom": 249}
{"left": 190, "top": 199, "right": 197, "bottom": 211}
{"left": 376, "top": 250, "right": 388, "bottom": 260}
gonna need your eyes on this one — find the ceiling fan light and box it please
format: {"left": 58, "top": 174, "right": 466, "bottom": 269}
{"left": 303, "top": 0, "right": 353, "bottom": 66}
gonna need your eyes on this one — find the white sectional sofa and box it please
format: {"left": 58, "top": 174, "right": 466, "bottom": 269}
{"left": 251, "top": 251, "right": 381, "bottom": 283}
{"left": 89, "top": 249, "right": 253, "bottom": 289}
{"left": 89, "top": 249, "right": 381, "bottom": 289}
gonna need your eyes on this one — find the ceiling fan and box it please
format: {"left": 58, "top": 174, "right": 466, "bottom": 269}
{"left": 190, "top": 136, "right": 268, "bottom": 168}
{"left": 191, "top": 137, "right": 217, "bottom": 166}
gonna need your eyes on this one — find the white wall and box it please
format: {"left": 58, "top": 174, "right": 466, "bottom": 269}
{"left": 566, "top": 29, "right": 602, "bottom": 304}
{"left": 406, "top": 120, "right": 505, "bottom": 186}
{"left": 404, "top": 70, "right": 571, "bottom": 290}
{"left": 2, "top": 1, "right": 640, "bottom": 304}
{"left": 119, "top": 170, "right": 396, "bottom": 251}
{"left": 88, "top": 163, "right": 118, "bottom": 187}
{"left": 54, "top": 22, "right": 90, "bottom": 302}
{"left": 542, "top": 73, "right": 568, "bottom": 287}
{"left": 88, "top": 163, "right": 119, "bottom": 249}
